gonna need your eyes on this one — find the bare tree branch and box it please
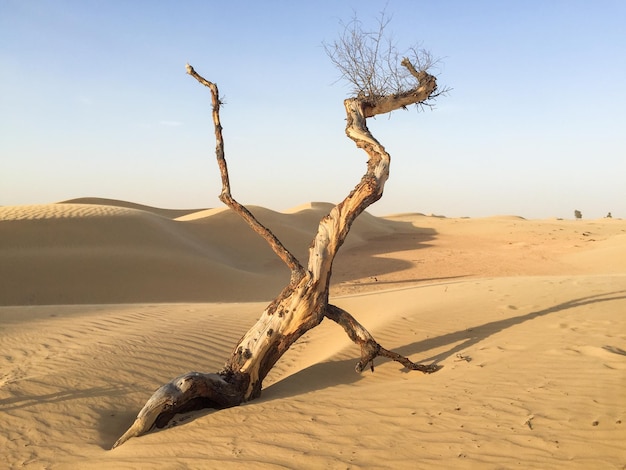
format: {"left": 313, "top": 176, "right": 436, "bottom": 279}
{"left": 186, "top": 64, "right": 304, "bottom": 277}
{"left": 325, "top": 304, "right": 440, "bottom": 373}
{"left": 362, "top": 59, "right": 438, "bottom": 117}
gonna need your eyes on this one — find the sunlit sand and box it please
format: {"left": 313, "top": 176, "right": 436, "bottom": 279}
{"left": 1, "top": 198, "right": 624, "bottom": 468}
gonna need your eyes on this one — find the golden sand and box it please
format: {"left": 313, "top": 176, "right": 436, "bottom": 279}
{"left": 1, "top": 199, "right": 624, "bottom": 468}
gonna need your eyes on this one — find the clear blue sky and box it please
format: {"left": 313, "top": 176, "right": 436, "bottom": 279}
{"left": 2, "top": 0, "right": 625, "bottom": 218}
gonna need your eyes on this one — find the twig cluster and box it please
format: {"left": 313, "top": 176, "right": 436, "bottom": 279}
{"left": 324, "top": 11, "right": 445, "bottom": 106}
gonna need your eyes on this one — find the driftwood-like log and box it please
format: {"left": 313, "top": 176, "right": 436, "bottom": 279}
{"left": 112, "top": 60, "right": 439, "bottom": 448}
{"left": 112, "top": 372, "right": 243, "bottom": 449}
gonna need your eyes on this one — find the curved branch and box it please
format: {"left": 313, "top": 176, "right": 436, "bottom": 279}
{"left": 186, "top": 64, "right": 304, "bottom": 277}
{"left": 307, "top": 62, "right": 436, "bottom": 285}
{"left": 363, "top": 60, "right": 437, "bottom": 117}
{"left": 324, "top": 304, "right": 440, "bottom": 373}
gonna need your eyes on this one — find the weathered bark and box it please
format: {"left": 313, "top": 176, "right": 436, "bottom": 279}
{"left": 112, "top": 60, "right": 439, "bottom": 448}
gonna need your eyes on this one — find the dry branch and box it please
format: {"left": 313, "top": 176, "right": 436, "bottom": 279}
{"left": 185, "top": 64, "right": 304, "bottom": 276}
{"left": 325, "top": 304, "right": 441, "bottom": 373}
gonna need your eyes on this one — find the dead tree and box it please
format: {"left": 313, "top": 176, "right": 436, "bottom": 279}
{"left": 113, "top": 20, "right": 442, "bottom": 449}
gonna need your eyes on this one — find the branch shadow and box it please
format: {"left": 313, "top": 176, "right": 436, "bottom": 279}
{"left": 264, "top": 290, "right": 626, "bottom": 400}
{"left": 602, "top": 345, "right": 626, "bottom": 357}
{"left": 340, "top": 274, "right": 469, "bottom": 289}
{"left": 0, "top": 384, "right": 126, "bottom": 412}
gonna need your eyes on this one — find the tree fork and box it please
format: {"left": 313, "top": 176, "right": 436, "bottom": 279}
{"left": 112, "top": 60, "right": 439, "bottom": 448}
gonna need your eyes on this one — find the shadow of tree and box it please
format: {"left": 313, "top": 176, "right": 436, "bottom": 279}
{"left": 264, "top": 290, "right": 626, "bottom": 399}
{"left": 416, "top": 290, "right": 626, "bottom": 365}
{"left": 0, "top": 384, "right": 126, "bottom": 412}
{"left": 340, "top": 274, "right": 468, "bottom": 289}
{"left": 602, "top": 345, "right": 626, "bottom": 356}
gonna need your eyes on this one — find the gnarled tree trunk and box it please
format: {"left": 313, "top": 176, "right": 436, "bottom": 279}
{"left": 113, "top": 61, "right": 440, "bottom": 449}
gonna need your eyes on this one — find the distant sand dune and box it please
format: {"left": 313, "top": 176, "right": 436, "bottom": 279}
{"left": 60, "top": 197, "right": 206, "bottom": 219}
{"left": 1, "top": 202, "right": 138, "bottom": 220}
{"left": 0, "top": 200, "right": 416, "bottom": 305}
{"left": 1, "top": 199, "right": 625, "bottom": 468}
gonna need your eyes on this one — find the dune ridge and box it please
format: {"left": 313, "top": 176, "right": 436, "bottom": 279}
{"left": 59, "top": 197, "right": 207, "bottom": 219}
{"left": 0, "top": 200, "right": 417, "bottom": 306}
{"left": 1, "top": 199, "right": 625, "bottom": 468}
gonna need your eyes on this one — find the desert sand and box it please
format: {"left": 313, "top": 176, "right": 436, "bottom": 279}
{"left": 1, "top": 198, "right": 625, "bottom": 469}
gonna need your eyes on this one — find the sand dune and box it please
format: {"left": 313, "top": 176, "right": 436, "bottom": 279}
{"left": 1, "top": 200, "right": 625, "bottom": 468}
{"left": 0, "top": 200, "right": 407, "bottom": 305}
{"left": 60, "top": 197, "right": 206, "bottom": 219}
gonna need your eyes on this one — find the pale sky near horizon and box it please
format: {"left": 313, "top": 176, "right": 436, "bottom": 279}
{"left": 1, "top": 1, "right": 625, "bottom": 219}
